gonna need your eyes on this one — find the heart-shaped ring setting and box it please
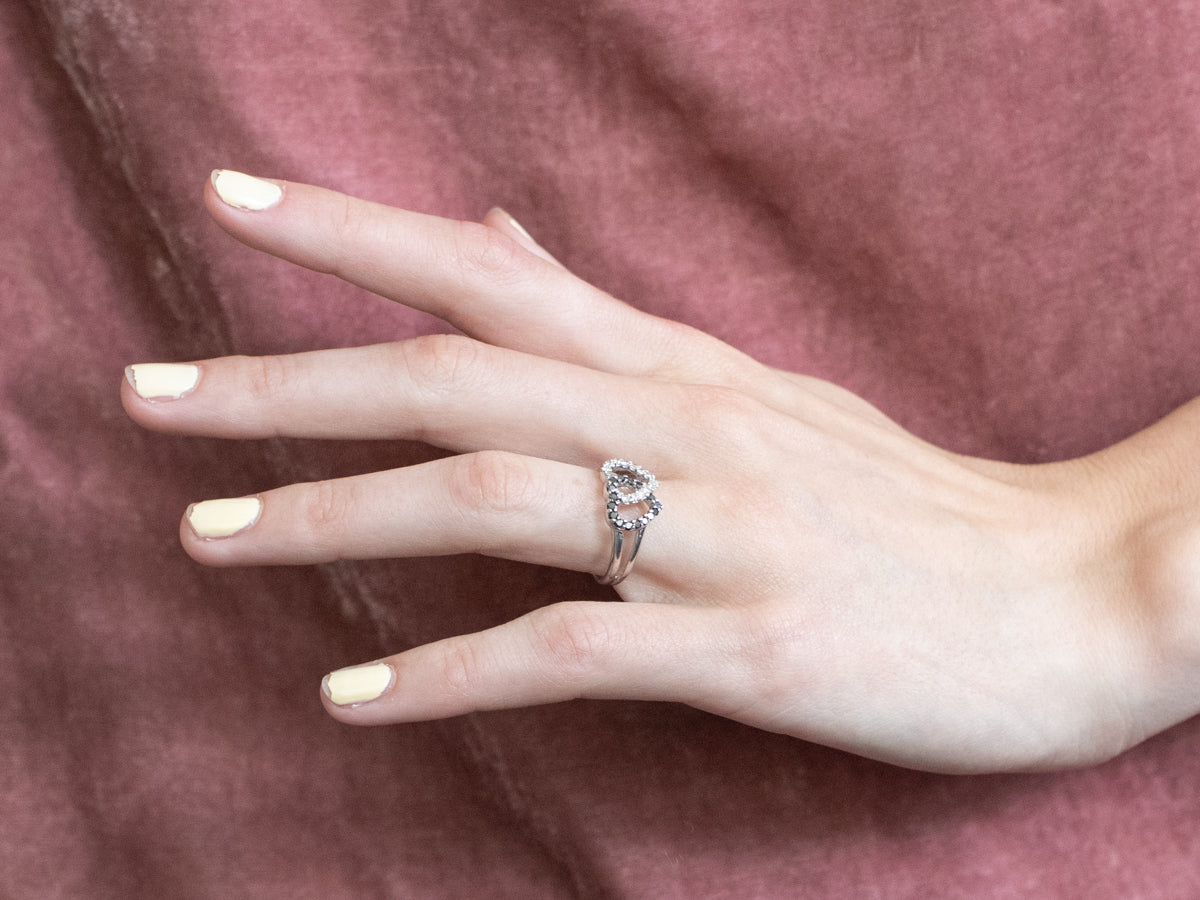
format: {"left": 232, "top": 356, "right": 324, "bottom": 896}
{"left": 600, "top": 459, "right": 658, "bottom": 505}
{"left": 596, "top": 459, "right": 662, "bottom": 586}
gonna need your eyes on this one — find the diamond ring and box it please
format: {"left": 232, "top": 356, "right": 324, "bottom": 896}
{"left": 595, "top": 459, "right": 662, "bottom": 586}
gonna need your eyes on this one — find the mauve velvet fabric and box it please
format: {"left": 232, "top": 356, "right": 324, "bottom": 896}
{"left": 3, "top": 0, "right": 1200, "bottom": 896}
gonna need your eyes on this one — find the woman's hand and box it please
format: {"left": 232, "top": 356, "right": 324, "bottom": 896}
{"left": 121, "top": 171, "right": 1200, "bottom": 773}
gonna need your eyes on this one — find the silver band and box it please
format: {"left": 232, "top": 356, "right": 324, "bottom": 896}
{"left": 595, "top": 459, "right": 662, "bottom": 586}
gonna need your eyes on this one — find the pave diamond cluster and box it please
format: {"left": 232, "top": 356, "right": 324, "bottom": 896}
{"left": 601, "top": 459, "right": 663, "bottom": 531}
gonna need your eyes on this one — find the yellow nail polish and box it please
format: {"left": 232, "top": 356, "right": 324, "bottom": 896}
{"left": 323, "top": 663, "right": 393, "bottom": 705}
{"left": 186, "top": 497, "right": 262, "bottom": 538}
{"left": 126, "top": 363, "right": 199, "bottom": 400}
{"left": 212, "top": 169, "right": 283, "bottom": 211}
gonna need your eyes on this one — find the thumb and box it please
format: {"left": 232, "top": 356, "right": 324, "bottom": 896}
{"left": 320, "top": 600, "right": 720, "bottom": 724}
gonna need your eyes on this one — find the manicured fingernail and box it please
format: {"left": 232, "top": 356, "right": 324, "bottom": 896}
{"left": 489, "top": 207, "right": 563, "bottom": 268}
{"left": 492, "top": 207, "right": 535, "bottom": 242}
{"left": 323, "top": 663, "right": 393, "bottom": 706}
{"left": 211, "top": 169, "right": 283, "bottom": 211}
{"left": 126, "top": 363, "right": 199, "bottom": 400}
{"left": 186, "top": 497, "right": 262, "bottom": 538}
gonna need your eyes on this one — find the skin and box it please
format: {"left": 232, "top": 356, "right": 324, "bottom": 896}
{"left": 121, "top": 173, "right": 1200, "bottom": 774}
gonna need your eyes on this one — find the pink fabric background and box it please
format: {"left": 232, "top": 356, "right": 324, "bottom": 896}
{"left": 4, "top": 0, "right": 1200, "bottom": 896}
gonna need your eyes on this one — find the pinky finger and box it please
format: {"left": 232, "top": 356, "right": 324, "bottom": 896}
{"left": 320, "top": 601, "right": 726, "bottom": 724}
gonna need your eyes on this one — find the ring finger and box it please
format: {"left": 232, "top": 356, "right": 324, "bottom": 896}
{"left": 181, "top": 451, "right": 674, "bottom": 582}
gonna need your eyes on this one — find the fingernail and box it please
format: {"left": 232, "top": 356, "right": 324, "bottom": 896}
{"left": 489, "top": 207, "right": 565, "bottom": 268}
{"left": 323, "top": 662, "right": 393, "bottom": 706}
{"left": 126, "top": 363, "right": 199, "bottom": 400}
{"left": 491, "top": 207, "right": 535, "bottom": 242}
{"left": 212, "top": 169, "right": 283, "bottom": 211}
{"left": 186, "top": 497, "right": 262, "bottom": 538}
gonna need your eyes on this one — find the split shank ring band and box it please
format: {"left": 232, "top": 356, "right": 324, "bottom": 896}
{"left": 595, "top": 459, "right": 663, "bottom": 586}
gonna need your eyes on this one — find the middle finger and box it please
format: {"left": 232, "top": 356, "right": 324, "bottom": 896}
{"left": 124, "top": 335, "right": 666, "bottom": 467}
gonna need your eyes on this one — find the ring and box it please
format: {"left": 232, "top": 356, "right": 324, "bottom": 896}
{"left": 595, "top": 459, "right": 662, "bottom": 586}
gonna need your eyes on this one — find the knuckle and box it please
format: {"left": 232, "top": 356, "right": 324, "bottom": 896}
{"left": 448, "top": 219, "right": 529, "bottom": 286}
{"left": 321, "top": 194, "right": 397, "bottom": 281}
{"left": 724, "top": 609, "right": 814, "bottom": 710}
{"left": 449, "top": 451, "right": 541, "bottom": 517}
{"left": 339, "top": 192, "right": 356, "bottom": 234}
{"left": 298, "top": 478, "right": 353, "bottom": 538}
{"left": 439, "top": 640, "right": 487, "bottom": 698}
{"left": 666, "top": 383, "right": 781, "bottom": 476}
{"left": 678, "top": 383, "right": 760, "bottom": 430}
{"left": 646, "top": 319, "right": 720, "bottom": 377}
{"left": 324, "top": 195, "right": 366, "bottom": 277}
{"left": 243, "top": 354, "right": 294, "bottom": 403}
{"left": 529, "top": 605, "right": 616, "bottom": 678}
{"left": 639, "top": 317, "right": 757, "bottom": 385}
{"left": 394, "top": 334, "right": 483, "bottom": 397}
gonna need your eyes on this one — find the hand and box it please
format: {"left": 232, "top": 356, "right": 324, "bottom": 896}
{"left": 122, "top": 170, "right": 1200, "bottom": 773}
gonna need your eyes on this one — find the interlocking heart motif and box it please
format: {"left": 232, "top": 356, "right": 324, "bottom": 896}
{"left": 601, "top": 459, "right": 663, "bottom": 531}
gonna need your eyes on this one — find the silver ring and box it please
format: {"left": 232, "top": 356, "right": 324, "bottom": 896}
{"left": 595, "top": 459, "right": 662, "bottom": 586}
